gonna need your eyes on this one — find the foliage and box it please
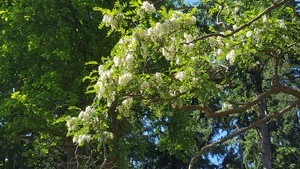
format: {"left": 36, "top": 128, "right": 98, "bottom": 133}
{"left": 0, "top": 0, "right": 119, "bottom": 168}
{"left": 0, "top": 0, "right": 299, "bottom": 168}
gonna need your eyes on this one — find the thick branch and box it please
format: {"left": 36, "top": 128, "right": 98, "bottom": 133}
{"left": 179, "top": 85, "right": 280, "bottom": 117}
{"left": 178, "top": 85, "right": 300, "bottom": 117}
{"left": 188, "top": 99, "right": 300, "bottom": 169}
{"left": 190, "top": 0, "right": 290, "bottom": 43}
{"left": 280, "top": 85, "right": 300, "bottom": 98}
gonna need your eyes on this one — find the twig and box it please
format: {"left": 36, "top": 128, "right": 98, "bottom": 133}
{"left": 189, "top": 0, "right": 290, "bottom": 43}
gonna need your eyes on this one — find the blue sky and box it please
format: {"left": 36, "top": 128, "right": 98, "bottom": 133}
{"left": 185, "top": 0, "right": 199, "bottom": 4}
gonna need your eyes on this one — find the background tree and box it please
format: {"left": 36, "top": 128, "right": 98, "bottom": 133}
{"left": 0, "top": 0, "right": 119, "bottom": 168}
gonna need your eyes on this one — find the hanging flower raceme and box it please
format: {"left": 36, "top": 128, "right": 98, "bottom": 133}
{"left": 141, "top": 1, "right": 156, "bottom": 14}
{"left": 118, "top": 73, "right": 133, "bottom": 86}
{"left": 226, "top": 50, "right": 235, "bottom": 65}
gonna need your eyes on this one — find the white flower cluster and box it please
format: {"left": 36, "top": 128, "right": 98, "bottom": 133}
{"left": 209, "top": 36, "right": 223, "bottom": 47}
{"left": 141, "top": 1, "right": 156, "bottom": 14}
{"left": 153, "top": 72, "right": 163, "bottom": 84}
{"left": 262, "top": 15, "right": 267, "bottom": 23}
{"left": 102, "top": 14, "right": 118, "bottom": 29}
{"left": 113, "top": 53, "right": 135, "bottom": 68}
{"left": 226, "top": 50, "right": 235, "bottom": 65}
{"left": 118, "top": 73, "right": 133, "bottom": 85}
{"left": 216, "top": 48, "right": 223, "bottom": 56}
{"left": 140, "top": 81, "right": 150, "bottom": 90}
{"left": 253, "top": 28, "right": 262, "bottom": 42}
{"left": 78, "top": 106, "right": 95, "bottom": 121}
{"left": 233, "top": 25, "right": 238, "bottom": 31}
{"left": 184, "top": 15, "right": 197, "bottom": 25}
{"left": 73, "top": 134, "right": 91, "bottom": 145}
{"left": 278, "top": 19, "right": 285, "bottom": 28}
{"left": 66, "top": 117, "right": 78, "bottom": 131}
{"left": 222, "top": 102, "right": 233, "bottom": 110}
{"left": 183, "top": 33, "right": 195, "bottom": 51}
{"left": 175, "top": 71, "right": 187, "bottom": 82}
{"left": 246, "top": 30, "right": 252, "bottom": 38}
{"left": 162, "top": 45, "right": 175, "bottom": 61}
{"left": 96, "top": 65, "right": 115, "bottom": 100}
{"left": 117, "top": 97, "right": 133, "bottom": 117}
{"left": 179, "top": 86, "right": 188, "bottom": 93}
{"left": 136, "top": 12, "right": 196, "bottom": 43}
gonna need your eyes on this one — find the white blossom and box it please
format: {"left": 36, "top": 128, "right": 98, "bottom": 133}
{"left": 95, "top": 81, "right": 106, "bottom": 98}
{"left": 216, "top": 36, "right": 223, "bottom": 45}
{"left": 118, "top": 98, "right": 133, "bottom": 117}
{"left": 184, "top": 33, "right": 193, "bottom": 43}
{"left": 246, "top": 30, "right": 252, "bottom": 37}
{"left": 102, "top": 14, "right": 113, "bottom": 25}
{"left": 154, "top": 22, "right": 170, "bottom": 36}
{"left": 140, "top": 81, "right": 150, "bottom": 90}
{"left": 102, "top": 14, "right": 118, "bottom": 29}
{"left": 171, "top": 102, "right": 177, "bottom": 109}
{"left": 183, "top": 43, "right": 194, "bottom": 51}
{"left": 73, "top": 134, "right": 91, "bottom": 145}
{"left": 107, "top": 91, "right": 116, "bottom": 107}
{"left": 175, "top": 57, "right": 181, "bottom": 65}
{"left": 118, "top": 73, "right": 133, "bottom": 85}
{"left": 141, "top": 1, "right": 156, "bottom": 14}
{"left": 66, "top": 117, "right": 78, "bottom": 131}
{"left": 169, "top": 90, "right": 176, "bottom": 97}
{"left": 185, "top": 15, "right": 197, "bottom": 25}
{"left": 279, "top": 19, "right": 285, "bottom": 28}
{"left": 222, "top": 102, "right": 233, "bottom": 110}
{"left": 253, "top": 29, "right": 262, "bottom": 41}
{"left": 234, "top": 7, "right": 240, "bottom": 13}
{"left": 98, "top": 65, "right": 105, "bottom": 75}
{"left": 162, "top": 46, "right": 175, "bottom": 60}
{"left": 171, "top": 11, "right": 183, "bottom": 19}
{"left": 262, "top": 15, "right": 267, "bottom": 23}
{"left": 122, "top": 98, "right": 133, "bottom": 108}
{"left": 216, "top": 48, "right": 223, "bottom": 55}
{"left": 154, "top": 72, "right": 162, "bottom": 84}
{"left": 125, "top": 53, "right": 134, "bottom": 66}
{"left": 233, "top": 25, "right": 238, "bottom": 30}
{"left": 170, "top": 20, "right": 180, "bottom": 31}
{"left": 226, "top": 50, "right": 235, "bottom": 65}
{"left": 175, "top": 71, "right": 186, "bottom": 81}
{"left": 179, "top": 86, "right": 188, "bottom": 93}
{"left": 113, "top": 56, "right": 122, "bottom": 67}
{"left": 78, "top": 106, "right": 95, "bottom": 121}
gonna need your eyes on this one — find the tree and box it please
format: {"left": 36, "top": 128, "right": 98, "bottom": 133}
{"left": 67, "top": 0, "right": 300, "bottom": 168}
{"left": 0, "top": 0, "right": 119, "bottom": 168}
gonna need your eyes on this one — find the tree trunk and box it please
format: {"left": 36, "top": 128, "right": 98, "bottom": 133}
{"left": 257, "top": 102, "right": 273, "bottom": 169}
{"left": 252, "top": 71, "right": 273, "bottom": 169}
{"left": 66, "top": 138, "right": 76, "bottom": 169}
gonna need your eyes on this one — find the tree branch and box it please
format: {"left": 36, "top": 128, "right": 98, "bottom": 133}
{"left": 178, "top": 85, "right": 300, "bottom": 117}
{"left": 273, "top": 52, "right": 280, "bottom": 86}
{"left": 178, "top": 85, "right": 280, "bottom": 117}
{"left": 190, "top": 0, "right": 290, "bottom": 43}
{"left": 188, "top": 99, "right": 300, "bottom": 169}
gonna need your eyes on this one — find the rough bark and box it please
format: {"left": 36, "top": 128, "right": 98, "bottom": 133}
{"left": 257, "top": 102, "right": 273, "bottom": 169}
{"left": 66, "top": 138, "right": 76, "bottom": 169}
{"left": 253, "top": 71, "right": 273, "bottom": 169}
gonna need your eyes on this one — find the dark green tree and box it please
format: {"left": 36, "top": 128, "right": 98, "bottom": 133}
{"left": 0, "top": 0, "right": 118, "bottom": 168}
